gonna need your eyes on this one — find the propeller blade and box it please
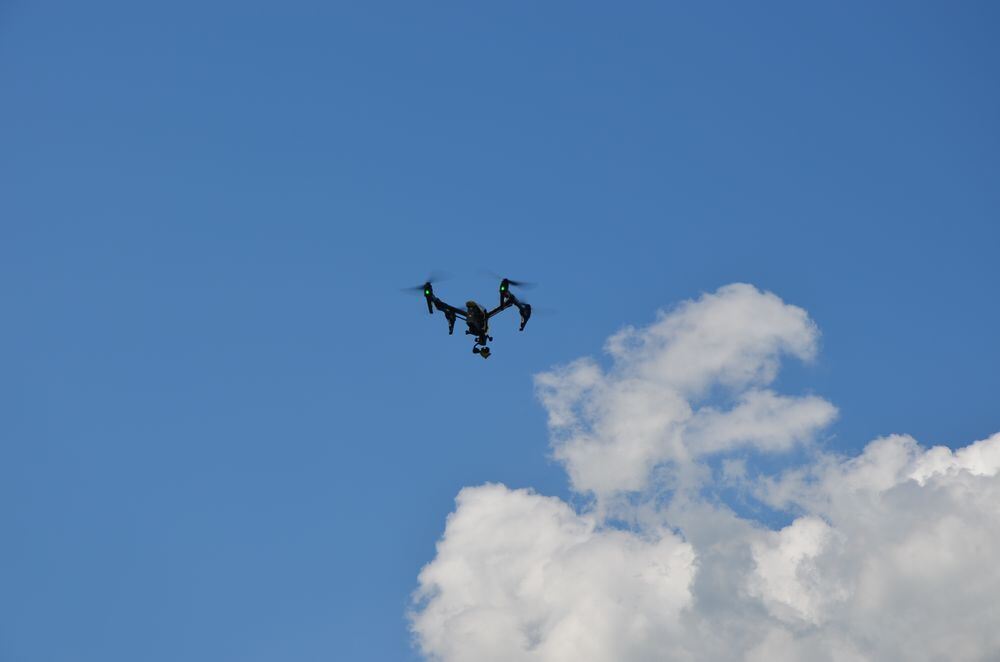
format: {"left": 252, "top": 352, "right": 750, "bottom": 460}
{"left": 400, "top": 271, "right": 451, "bottom": 294}
{"left": 424, "top": 270, "right": 452, "bottom": 284}
{"left": 480, "top": 270, "right": 538, "bottom": 289}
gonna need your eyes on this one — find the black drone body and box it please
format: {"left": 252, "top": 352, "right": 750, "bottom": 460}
{"left": 413, "top": 278, "right": 532, "bottom": 359}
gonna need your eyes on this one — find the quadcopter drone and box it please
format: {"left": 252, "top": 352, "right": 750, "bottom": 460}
{"left": 406, "top": 277, "right": 533, "bottom": 359}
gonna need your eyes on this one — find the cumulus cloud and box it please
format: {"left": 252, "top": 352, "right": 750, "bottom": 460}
{"left": 535, "top": 283, "right": 836, "bottom": 497}
{"left": 412, "top": 484, "right": 695, "bottom": 662}
{"left": 411, "top": 284, "right": 1000, "bottom": 661}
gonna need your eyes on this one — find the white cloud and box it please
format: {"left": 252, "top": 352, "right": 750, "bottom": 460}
{"left": 747, "top": 516, "right": 849, "bottom": 626}
{"left": 535, "top": 283, "right": 835, "bottom": 497}
{"left": 686, "top": 390, "right": 837, "bottom": 455}
{"left": 411, "top": 284, "right": 1000, "bottom": 662}
{"left": 602, "top": 283, "right": 819, "bottom": 396}
{"left": 746, "top": 432, "right": 1000, "bottom": 661}
{"left": 412, "top": 484, "right": 695, "bottom": 662}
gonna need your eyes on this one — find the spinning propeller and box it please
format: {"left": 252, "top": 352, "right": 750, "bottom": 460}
{"left": 481, "top": 269, "right": 537, "bottom": 291}
{"left": 401, "top": 272, "right": 450, "bottom": 314}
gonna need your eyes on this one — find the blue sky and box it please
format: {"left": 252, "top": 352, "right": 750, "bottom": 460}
{"left": 2, "top": 2, "right": 998, "bottom": 660}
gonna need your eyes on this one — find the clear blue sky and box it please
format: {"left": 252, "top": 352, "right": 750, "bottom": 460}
{"left": 2, "top": 2, "right": 997, "bottom": 660}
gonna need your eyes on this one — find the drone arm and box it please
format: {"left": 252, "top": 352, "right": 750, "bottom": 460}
{"left": 432, "top": 298, "right": 466, "bottom": 318}
{"left": 429, "top": 297, "right": 466, "bottom": 335}
{"left": 486, "top": 302, "right": 511, "bottom": 318}
{"left": 487, "top": 295, "right": 531, "bottom": 331}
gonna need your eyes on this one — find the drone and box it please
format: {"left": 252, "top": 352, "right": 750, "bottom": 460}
{"left": 406, "top": 276, "right": 533, "bottom": 359}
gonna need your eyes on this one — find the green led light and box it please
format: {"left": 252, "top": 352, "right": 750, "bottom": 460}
{"left": 500, "top": 285, "right": 506, "bottom": 291}
{"left": 424, "top": 289, "right": 430, "bottom": 295}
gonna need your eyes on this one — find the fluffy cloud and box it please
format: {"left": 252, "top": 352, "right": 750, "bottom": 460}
{"left": 535, "top": 283, "right": 836, "bottom": 497}
{"left": 411, "top": 284, "right": 1000, "bottom": 661}
{"left": 744, "top": 432, "right": 1000, "bottom": 661}
{"left": 411, "top": 484, "right": 695, "bottom": 662}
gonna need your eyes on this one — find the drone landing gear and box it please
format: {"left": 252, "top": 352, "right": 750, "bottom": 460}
{"left": 472, "top": 346, "right": 491, "bottom": 359}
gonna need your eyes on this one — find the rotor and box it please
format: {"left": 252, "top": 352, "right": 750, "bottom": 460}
{"left": 480, "top": 270, "right": 537, "bottom": 292}
{"left": 401, "top": 272, "right": 450, "bottom": 314}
